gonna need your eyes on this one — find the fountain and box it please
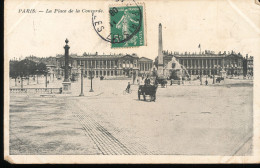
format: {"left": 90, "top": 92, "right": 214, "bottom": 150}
{"left": 165, "top": 56, "right": 191, "bottom": 81}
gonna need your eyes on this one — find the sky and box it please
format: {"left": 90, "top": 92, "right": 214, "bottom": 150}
{"left": 5, "top": 0, "right": 260, "bottom": 60}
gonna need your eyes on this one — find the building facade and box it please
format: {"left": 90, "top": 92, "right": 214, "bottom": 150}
{"left": 154, "top": 23, "right": 249, "bottom": 77}
{"left": 138, "top": 57, "right": 153, "bottom": 75}
{"left": 155, "top": 50, "right": 244, "bottom": 76}
{"left": 56, "top": 53, "right": 153, "bottom": 78}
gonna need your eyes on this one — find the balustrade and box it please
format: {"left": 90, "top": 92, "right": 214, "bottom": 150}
{"left": 10, "top": 88, "right": 61, "bottom": 94}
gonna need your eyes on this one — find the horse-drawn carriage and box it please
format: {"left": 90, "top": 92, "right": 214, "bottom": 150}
{"left": 156, "top": 77, "right": 167, "bottom": 88}
{"left": 216, "top": 77, "right": 224, "bottom": 83}
{"left": 138, "top": 84, "right": 158, "bottom": 102}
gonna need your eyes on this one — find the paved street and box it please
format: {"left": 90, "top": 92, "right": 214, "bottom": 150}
{"left": 9, "top": 78, "right": 253, "bottom": 155}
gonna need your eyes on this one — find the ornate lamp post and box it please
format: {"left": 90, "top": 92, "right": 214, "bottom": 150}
{"left": 213, "top": 65, "right": 215, "bottom": 84}
{"left": 114, "top": 65, "right": 117, "bottom": 76}
{"left": 200, "top": 68, "right": 202, "bottom": 85}
{"left": 215, "top": 65, "right": 217, "bottom": 77}
{"left": 26, "top": 63, "right": 30, "bottom": 85}
{"left": 62, "top": 38, "right": 72, "bottom": 93}
{"left": 35, "top": 63, "right": 38, "bottom": 84}
{"left": 64, "top": 39, "right": 70, "bottom": 82}
{"left": 89, "top": 65, "right": 94, "bottom": 92}
{"left": 205, "top": 70, "right": 208, "bottom": 85}
{"left": 45, "top": 69, "right": 48, "bottom": 88}
{"left": 14, "top": 72, "right": 17, "bottom": 87}
{"left": 36, "top": 69, "right": 39, "bottom": 84}
{"left": 25, "top": 61, "right": 29, "bottom": 85}
{"left": 52, "top": 70, "right": 54, "bottom": 82}
{"left": 79, "top": 64, "right": 84, "bottom": 96}
{"left": 21, "top": 72, "right": 24, "bottom": 89}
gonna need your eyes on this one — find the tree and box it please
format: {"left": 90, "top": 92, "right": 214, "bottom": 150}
{"left": 36, "top": 62, "right": 47, "bottom": 75}
{"left": 15, "top": 59, "right": 37, "bottom": 77}
{"left": 9, "top": 60, "right": 19, "bottom": 86}
{"left": 10, "top": 59, "right": 38, "bottom": 87}
{"left": 35, "top": 62, "right": 47, "bottom": 84}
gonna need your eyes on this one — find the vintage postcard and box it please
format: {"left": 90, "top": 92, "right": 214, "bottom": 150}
{"left": 4, "top": 0, "right": 260, "bottom": 164}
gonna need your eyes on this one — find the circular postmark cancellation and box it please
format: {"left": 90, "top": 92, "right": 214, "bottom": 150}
{"left": 92, "top": 0, "right": 145, "bottom": 48}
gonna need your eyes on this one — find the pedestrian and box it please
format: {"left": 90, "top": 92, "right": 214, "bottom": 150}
{"left": 144, "top": 76, "right": 150, "bottom": 85}
{"left": 59, "top": 87, "right": 62, "bottom": 94}
{"left": 144, "top": 77, "right": 148, "bottom": 85}
{"left": 205, "top": 80, "right": 208, "bottom": 86}
{"left": 126, "top": 82, "right": 131, "bottom": 93}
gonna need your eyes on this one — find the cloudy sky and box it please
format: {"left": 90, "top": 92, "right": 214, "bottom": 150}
{"left": 5, "top": 0, "right": 260, "bottom": 60}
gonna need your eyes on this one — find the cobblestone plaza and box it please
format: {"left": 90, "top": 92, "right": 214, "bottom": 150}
{"left": 9, "top": 78, "right": 253, "bottom": 155}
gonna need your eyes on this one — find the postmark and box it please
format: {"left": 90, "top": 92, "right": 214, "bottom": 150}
{"left": 92, "top": 0, "right": 146, "bottom": 48}
{"left": 256, "top": 0, "right": 260, "bottom": 5}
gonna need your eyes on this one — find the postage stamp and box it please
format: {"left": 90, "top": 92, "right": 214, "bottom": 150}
{"left": 109, "top": 5, "right": 145, "bottom": 48}
{"left": 92, "top": 1, "right": 146, "bottom": 48}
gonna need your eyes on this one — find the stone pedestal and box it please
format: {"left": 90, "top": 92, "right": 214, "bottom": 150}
{"left": 157, "top": 66, "right": 164, "bottom": 76}
{"left": 62, "top": 82, "right": 71, "bottom": 94}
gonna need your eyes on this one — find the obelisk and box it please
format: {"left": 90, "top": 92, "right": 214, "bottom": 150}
{"left": 62, "top": 38, "right": 71, "bottom": 93}
{"left": 157, "top": 23, "right": 164, "bottom": 76}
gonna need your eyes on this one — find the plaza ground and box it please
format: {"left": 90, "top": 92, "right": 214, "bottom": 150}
{"left": 9, "top": 77, "right": 253, "bottom": 155}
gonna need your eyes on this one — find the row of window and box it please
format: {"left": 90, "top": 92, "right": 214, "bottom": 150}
{"left": 75, "top": 60, "right": 140, "bottom": 69}
{"left": 179, "top": 59, "right": 242, "bottom": 68}
{"left": 186, "top": 69, "right": 243, "bottom": 75}
{"left": 84, "top": 70, "right": 132, "bottom": 76}
{"left": 58, "top": 60, "right": 151, "bottom": 70}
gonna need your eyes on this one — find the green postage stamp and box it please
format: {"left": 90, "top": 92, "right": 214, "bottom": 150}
{"left": 109, "top": 4, "right": 145, "bottom": 48}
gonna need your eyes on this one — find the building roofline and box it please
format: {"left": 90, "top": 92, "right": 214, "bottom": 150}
{"left": 139, "top": 57, "right": 153, "bottom": 61}
{"left": 56, "top": 53, "right": 149, "bottom": 60}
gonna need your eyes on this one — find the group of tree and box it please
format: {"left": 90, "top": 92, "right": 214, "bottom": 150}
{"left": 9, "top": 59, "right": 47, "bottom": 81}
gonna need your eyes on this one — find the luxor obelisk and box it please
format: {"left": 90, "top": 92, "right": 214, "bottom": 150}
{"left": 62, "top": 38, "right": 71, "bottom": 93}
{"left": 157, "top": 23, "right": 164, "bottom": 76}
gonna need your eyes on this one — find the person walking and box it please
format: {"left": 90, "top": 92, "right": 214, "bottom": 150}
{"left": 144, "top": 76, "right": 150, "bottom": 85}
{"left": 126, "top": 82, "right": 131, "bottom": 93}
{"left": 205, "top": 80, "right": 208, "bottom": 86}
